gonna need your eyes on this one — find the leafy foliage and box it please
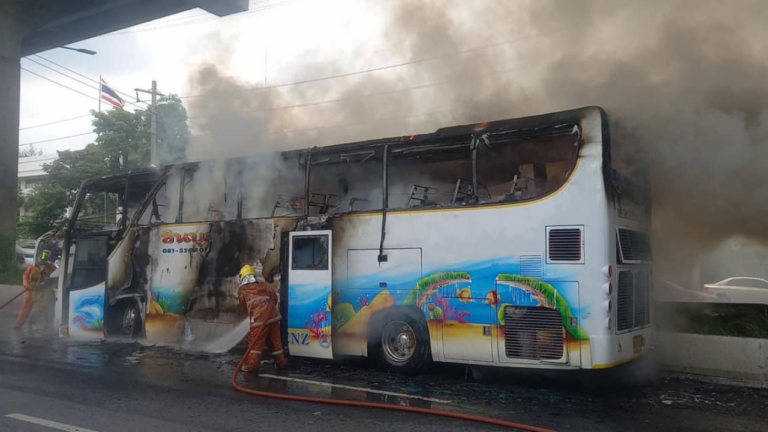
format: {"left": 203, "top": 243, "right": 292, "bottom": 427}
{"left": 18, "top": 97, "right": 190, "bottom": 237}
{"left": 497, "top": 274, "right": 589, "bottom": 340}
{"left": 20, "top": 183, "right": 70, "bottom": 238}
{"left": 0, "top": 235, "right": 23, "bottom": 285}
{"left": 404, "top": 271, "right": 472, "bottom": 306}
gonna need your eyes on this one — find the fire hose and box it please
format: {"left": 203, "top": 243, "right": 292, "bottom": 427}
{"left": 231, "top": 326, "right": 556, "bottom": 432}
{"left": 0, "top": 288, "right": 554, "bottom": 430}
{"left": 0, "top": 288, "right": 28, "bottom": 311}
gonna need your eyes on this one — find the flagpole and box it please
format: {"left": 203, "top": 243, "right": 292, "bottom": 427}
{"left": 98, "top": 74, "right": 102, "bottom": 112}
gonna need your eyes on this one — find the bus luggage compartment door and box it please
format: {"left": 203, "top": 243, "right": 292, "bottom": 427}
{"left": 287, "top": 231, "right": 333, "bottom": 359}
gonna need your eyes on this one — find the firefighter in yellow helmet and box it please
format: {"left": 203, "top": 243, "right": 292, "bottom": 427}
{"left": 237, "top": 264, "right": 287, "bottom": 373}
{"left": 15, "top": 250, "right": 56, "bottom": 331}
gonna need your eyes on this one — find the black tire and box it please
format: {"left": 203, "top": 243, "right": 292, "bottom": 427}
{"left": 369, "top": 307, "right": 430, "bottom": 374}
{"left": 107, "top": 301, "right": 142, "bottom": 339}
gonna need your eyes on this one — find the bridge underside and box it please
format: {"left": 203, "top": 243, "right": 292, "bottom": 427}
{"left": 0, "top": 0, "right": 248, "bottom": 238}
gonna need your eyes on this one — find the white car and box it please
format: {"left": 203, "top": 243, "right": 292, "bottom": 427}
{"left": 703, "top": 277, "right": 768, "bottom": 304}
{"left": 655, "top": 279, "right": 718, "bottom": 303}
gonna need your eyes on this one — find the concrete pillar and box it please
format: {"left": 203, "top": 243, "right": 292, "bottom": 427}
{"left": 0, "top": 6, "right": 21, "bottom": 240}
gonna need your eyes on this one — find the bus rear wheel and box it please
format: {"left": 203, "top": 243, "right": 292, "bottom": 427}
{"left": 370, "top": 308, "right": 430, "bottom": 374}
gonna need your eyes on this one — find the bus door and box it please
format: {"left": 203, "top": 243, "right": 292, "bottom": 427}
{"left": 286, "top": 231, "right": 333, "bottom": 359}
{"left": 67, "top": 236, "right": 108, "bottom": 339}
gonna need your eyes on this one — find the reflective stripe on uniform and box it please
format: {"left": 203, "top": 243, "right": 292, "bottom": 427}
{"left": 271, "top": 350, "right": 283, "bottom": 355}
{"left": 250, "top": 322, "right": 264, "bottom": 327}
{"left": 266, "top": 315, "right": 282, "bottom": 324}
{"left": 247, "top": 296, "right": 270, "bottom": 305}
{"left": 250, "top": 350, "right": 262, "bottom": 354}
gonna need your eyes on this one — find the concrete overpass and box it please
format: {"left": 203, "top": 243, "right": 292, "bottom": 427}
{"left": 0, "top": 0, "right": 249, "bottom": 238}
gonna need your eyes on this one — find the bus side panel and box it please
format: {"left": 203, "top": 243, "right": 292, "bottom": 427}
{"left": 330, "top": 119, "right": 608, "bottom": 369}
{"left": 97, "top": 218, "right": 297, "bottom": 345}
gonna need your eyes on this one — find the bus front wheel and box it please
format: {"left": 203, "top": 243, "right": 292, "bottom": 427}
{"left": 107, "top": 301, "right": 142, "bottom": 339}
{"left": 369, "top": 308, "right": 430, "bottom": 374}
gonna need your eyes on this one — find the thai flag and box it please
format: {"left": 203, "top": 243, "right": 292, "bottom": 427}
{"left": 101, "top": 78, "right": 125, "bottom": 109}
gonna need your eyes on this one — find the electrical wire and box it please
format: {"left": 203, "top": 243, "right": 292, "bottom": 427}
{"left": 187, "top": 54, "right": 530, "bottom": 122}
{"left": 25, "top": 57, "right": 101, "bottom": 93}
{"left": 32, "top": 55, "right": 152, "bottom": 112}
{"left": 19, "top": 114, "right": 92, "bottom": 131}
{"left": 20, "top": 67, "right": 101, "bottom": 103}
{"left": 19, "top": 132, "right": 94, "bottom": 147}
{"left": 180, "top": 28, "right": 561, "bottom": 100}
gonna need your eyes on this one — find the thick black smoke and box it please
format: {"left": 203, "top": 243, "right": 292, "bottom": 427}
{"left": 186, "top": 0, "right": 768, "bottom": 281}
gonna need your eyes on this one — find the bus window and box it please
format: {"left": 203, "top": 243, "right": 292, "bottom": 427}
{"left": 292, "top": 235, "right": 329, "bottom": 270}
{"left": 74, "top": 191, "right": 121, "bottom": 233}
{"left": 179, "top": 160, "right": 228, "bottom": 223}
{"left": 476, "top": 133, "right": 579, "bottom": 204}
{"left": 309, "top": 157, "right": 383, "bottom": 215}
{"left": 137, "top": 172, "right": 180, "bottom": 226}
{"left": 240, "top": 154, "right": 305, "bottom": 219}
{"left": 388, "top": 144, "right": 473, "bottom": 209}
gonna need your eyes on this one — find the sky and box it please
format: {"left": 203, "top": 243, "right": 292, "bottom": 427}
{"left": 18, "top": 0, "right": 386, "bottom": 155}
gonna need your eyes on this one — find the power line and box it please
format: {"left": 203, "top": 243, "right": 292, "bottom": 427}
{"left": 180, "top": 29, "right": 560, "bottom": 100}
{"left": 21, "top": 67, "right": 101, "bottom": 103}
{"left": 25, "top": 57, "right": 101, "bottom": 92}
{"left": 187, "top": 52, "right": 531, "bottom": 122}
{"left": 32, "top": 55, "right": 150, "bottom": 111}
{"left": 19, "top": 114, "right": 92, "bottom": 131}
{"left": 19, "top": 132, "right": 94, "bottom": 147}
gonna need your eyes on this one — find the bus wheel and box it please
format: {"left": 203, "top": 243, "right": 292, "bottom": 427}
{"left": 370, "top": 309, "right": 430, "bottom": 373}
{"left": 108, "top": 301, "right": 141, "bottom": 339}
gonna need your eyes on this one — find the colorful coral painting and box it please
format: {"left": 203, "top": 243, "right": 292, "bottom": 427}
{"left": 69, "top": 283, "right": 106, "bottom": 339}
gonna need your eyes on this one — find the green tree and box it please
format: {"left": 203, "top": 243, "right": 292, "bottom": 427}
{"left": 20, "top": 183, "right": 70, "bottom": 238}
{"left": 19, "top": 97, "right": 190, "bottom": 237}
{"left": 155, "top": 95, "right": 190, "bottom": 165}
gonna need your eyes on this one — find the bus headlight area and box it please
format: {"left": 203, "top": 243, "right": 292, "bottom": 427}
{"left": 42, "top": 106, "right": 652, "bottom": 375}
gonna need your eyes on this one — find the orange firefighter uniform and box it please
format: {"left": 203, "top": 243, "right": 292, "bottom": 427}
{"left": 15, "top": 261, "right": 55, "bottom": 329}
{"left": 238, "top": 265, "right": 287, "bottom": 372}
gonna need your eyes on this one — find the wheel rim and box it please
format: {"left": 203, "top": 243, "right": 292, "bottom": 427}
{"left": 122, "top": 307, "right": 136, "bottom": 337}
{"left": 381, "top": 320, "right": 417, "bottom": 364}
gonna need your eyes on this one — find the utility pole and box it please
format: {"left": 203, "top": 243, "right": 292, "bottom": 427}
{"left": 135, "top": 80, "right": 163, "bottom": 166}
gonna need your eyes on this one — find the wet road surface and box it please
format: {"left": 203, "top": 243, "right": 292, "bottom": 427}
{"left": 2, "top": 285, "right": 768, "bottom": 431}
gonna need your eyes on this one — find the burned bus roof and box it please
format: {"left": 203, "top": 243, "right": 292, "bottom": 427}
{"left": 283, "top": 105, "right": 607, "bottom": 159}
{"left": 81, "top": 167, "right": 163, "bottom": 194}
{"left": 78, "top": 106, "right": 608, "bottom": 187}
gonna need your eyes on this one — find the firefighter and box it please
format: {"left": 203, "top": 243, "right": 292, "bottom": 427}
{"left": 15, "top": 250, "right": 55, "bottom": 331}
{"left": 238, "top": 264, "right": 287, "bottom": 373}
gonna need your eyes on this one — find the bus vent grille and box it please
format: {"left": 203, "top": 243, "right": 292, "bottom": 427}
{"left": 520, "top": 255, "right": 543, "bottom": 278}
{"left": 548, "top": 228, "right": 582, "bottom": 262}
{"left": 617, "top": 228, "right": 651, "bottom": 263}
{"left": 504, "top": 306, "right": 564, "bottom": 360}
{"left": 617, "top": 271, "right": 633, "bottom": 331}
{"left": 617, "top": 270, "right": 651, "bottom": 332}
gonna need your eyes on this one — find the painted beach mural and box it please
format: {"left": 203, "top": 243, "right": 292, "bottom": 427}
{"left": 332, "top": 257, "right": 589, "bottom": 363}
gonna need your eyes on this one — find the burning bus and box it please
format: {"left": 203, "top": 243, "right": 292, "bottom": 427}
{"left": 52, "top": 106, "right": 652, "bottom": 372}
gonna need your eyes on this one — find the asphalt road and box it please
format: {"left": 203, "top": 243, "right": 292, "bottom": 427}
{"left": 0, "top": 285, "right": 499, "bottom": 432}
{"left": 2, "top": 285, "right": 768, "bottom": 432}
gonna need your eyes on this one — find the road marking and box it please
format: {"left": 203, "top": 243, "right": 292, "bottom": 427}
{"left": 5, "top": 413, "right": 98, "bottom": 432}
{"left": 259, "top": 374, "right": 452, "bottom": 404}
